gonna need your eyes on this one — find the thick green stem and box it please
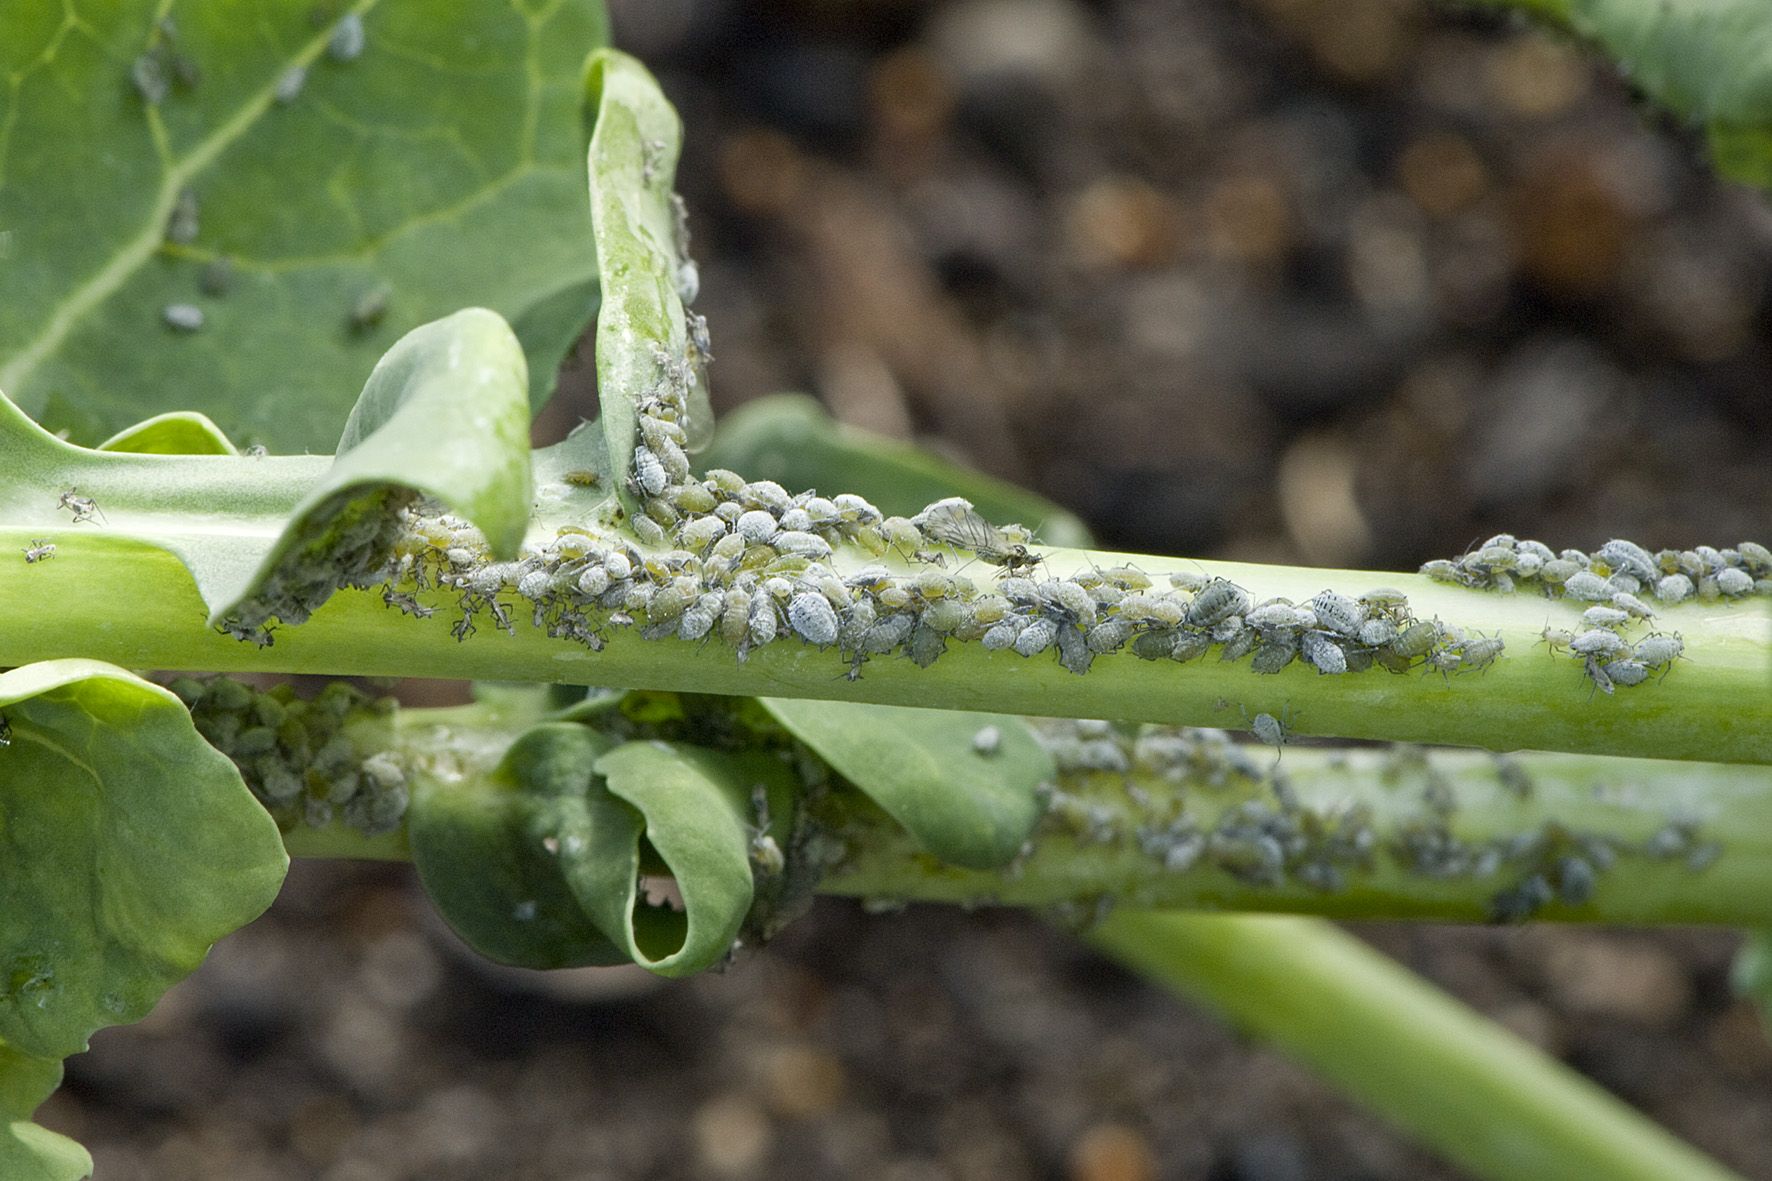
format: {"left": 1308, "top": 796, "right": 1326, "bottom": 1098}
{"left": 4, "top": 531, "right": 1767, "bottom": 763}
{"left": 820, "top": 746, "right": 1772, "bottom": 926}
{"left": 1089, "top": 912, "right": 1738, "bottom": 1181}
{"left": 279, "top": 697, "right": 1772, "bottom": 926}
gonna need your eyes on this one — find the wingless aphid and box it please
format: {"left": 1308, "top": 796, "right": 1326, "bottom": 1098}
{"left": 22, "top": 539, "right": 54, "bottom": 563}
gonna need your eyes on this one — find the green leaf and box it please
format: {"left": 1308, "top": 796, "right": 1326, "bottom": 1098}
{"left": 1733, "top": 929, "right": 1772, "bottom": 1029}
{"left": 0, "top": 0, "right": 609, "bottom": 448}
{"left": 0, "top": 309, "right": 532, "bottom": 635}
{"left": 0, "top": 660, "right": 288, "bottom": 1061}
{"left": 579, "top": 741, "right": 784, "bottom": 976}
{"left": 761, "top": 699, "right": 1050, "bottom": 869}
{"left": 701, "top": 395, "right": 1094, "bottom": 547}
{"left": 97, "top": 412, "right": 237, "bottom": 456}
{"left": 0, "top": 1041, "right": 89, "bottom": 1181}
{"left": 584, "top": 49, "right": 711, "bottom": 507}
{"left": 407, "top": 724, "right": 629, "bottom": 969}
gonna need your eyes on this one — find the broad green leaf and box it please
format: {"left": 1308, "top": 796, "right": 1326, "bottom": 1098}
{"left": 761, "top": 699, "right": 1050, "bottom": 869}
{"left": 0, "top": 309, "right": 532, "bottom": 635}
{"left": 579, "top": 741, "right": 786, "bottom": 976}
{"left": 701, "top": 394, "right": 1094, "bottom": 547}
{"left": 584, "top": 50, "right": 711, "bottom": 508}
{"left": 0, "top": 660, "right": 288, "bottom": 1061}
{"left": 0, "top": 1041, "right": 89, "bottom": 1181}
{"left": 97, "top": 412, "right": 237, "bottom": 456}
{"left": 407, "top": 724, "right": 629, "bottom": 969}
{"left": 0, "top": 0, "right": 608, "bottom": 448}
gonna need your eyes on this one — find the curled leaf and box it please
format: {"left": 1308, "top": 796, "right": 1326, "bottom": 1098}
{"left": 0, "top": 660, "right": 288, "bottom": 1062}
{"left": 762, "top": 699, "right": 1050, "bottom": 869}
{"left": 584, "top": 50, "right": 711, "bottom": 508}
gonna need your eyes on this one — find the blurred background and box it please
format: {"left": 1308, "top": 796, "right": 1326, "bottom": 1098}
{"left": 42, "top": 0, "right": 1772, "bottom": 1176}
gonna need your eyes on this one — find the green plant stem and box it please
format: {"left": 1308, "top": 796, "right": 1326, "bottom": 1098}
{"left": 4, "top": 531, "right": 1768, "bottom": 763}
{"left": 1089, "top": 911, "right": 1739, "bottom": 1181}
{"left": 820, "top": 747, "right": 1772, "bottom": 925}
{"left": 280, "top": 699, "right": 1772, "bottom": 926}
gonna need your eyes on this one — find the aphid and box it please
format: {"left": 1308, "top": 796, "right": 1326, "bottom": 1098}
{"left": 349, "top": 284, "right": 391, "bottom": 333}
{"left": 1357, "top": 587, "right": 1409, "bottom": 613}
{"left": 1217, "top": 625, "right": 1259, "bottom": 663}
{"left": 1039, "top": 579, "right": 1097, "bottom": 625}
{"left": 915, "top": 497, "right": 1040, "bottom": 574}
{"left": 1739, "top": 541, "right": 1772, "bottom": 574}
{"left": 1420, "top": 559, "right": 1461, "bottom": 582}
{"left": 1246, "top": 601, "right": 1302, "bottom": 633}
{"left": 1248, "top": 709, "right": 1291, "bottom": 752}
{"left": 632, "top": 446, "right": 667, "bottom": 496}
{"left": 328, "top": 12, "right": 366, "bottom": 61}
{"left": 742, "top": 480, "right": 794, "bottom": 515}
{"left": 244, "top": 444, "right": 268, "bottom": 458}
{"left": 1561, "top": 571, "right": 1612, "bottom": 602}
{"left": 718, "top": 588, "right": 752, "bottom": 647}
{"left": 1391, "top": 620, "right": 1440, "bottom": 660}
{"left": 1583, "top": 655, "right": 1614, "bottom": 696}
{"left": 1716, "top": 567, "right": 1754, "bottom": 597}
{"left": 132, "top": 53, "right": 169, "bottom": 103}
{"left": 1538, "top": 559, "right": 1581, "bottom": 586}
{"left": 863, "top": 613, "right": 916, "bottom": 654}
{"left": 1569, "top": 628, "right": 1626, "bottom": 658}
{"left": 678, "top": 592, "right": 722, "bottom": 641}
{"left": 1185, "top": 578, "right": 1250, "bottom": 627}
{"left": 22, "top": 539, "right": 54, "bottom": 563}
{"left": 907, "top": 622, "right": 948, "bottom": 668}
{"left": 1579, "top": 605, "right": 1629, "bottom": 630}
{"left": 1250, "top": 638, "right": 1297, "bottom": 674}
{"left": 1538, "top": 623, "right": 1574, "bottom": 653}
{"left": 274, "top": 65, "right": 307, "bottom": 103}
{"left": 1631, "top": 632, "right": 1684, "bottom": 670}
{"left": 1086, "top": 618, "right": 1132, "bottom": 654}
{"left": 1169, "top": 630, "right": 1212, "bottom": 663}
{"left": 1055, "top": 624, "right": 1093, "bottom": 675}
{"left": 1014, "top": 616, "right": 1058, "bottom": 657}
{"left": 745, "top": 591, "right": 779, "bottom": 653}
{"left": 982, "top": 618, "right": 1023, "bottom": 651}
{"left": 1596, "top": 539, "right": 1657, "bottom": 582}
{"left": 381, "top": 588, "right": 434, "bottom": 618}
{"left": 163, "top": 303, "right": 204, "bottom": 332}
{"left": 167, "top": 188, "right": 200, "bottom": 245}
{"left": 1457, "top": 632, "right": 1504, "bottom": 672}
{"left": 1357, "top": 616, "right": 1398, "bottom": 647}
{"left": 1300, "top": 631, "right": 1347, "bottom": 675}
{"left": 787, "top": 592, "right": 838, "bottom": 646}
{"left": 632, "top": 516, "right": 667, "bottom": 546}
{"left": 772, "top": 530, "right": 832, "bottom": 560}
{"left": 1605, "top": 659, "right": 1648, "bottom": 688}
{"left": 561, "top": 469, "right": 602, "bottom": 489}
{"left": 57, "top": 488, "right": 103, "bottom": 524}
{"left": 199, "top": 257, "right": 234, "bottom": 297}
{"left": 678, "top": 515, "right": 727, "bottom": 552}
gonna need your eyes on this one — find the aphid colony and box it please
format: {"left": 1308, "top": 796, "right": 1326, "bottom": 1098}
{"left": 1539, "top": 603, "right": 1684, "bottom": 697}
{"left": 170, "top": 676, "right": 406, "bottom": 836}
{"left": 1423, "top": 534, "right": 1771, "bottom": 604}
{"left": 221, "top": 487, "right": 419, "bottom": 647}
{"left": 1030, "top": 721, "right": 1721, "bottom": 922}
{"left": 372, "top": 484, "right": 1501, "bottom": 684}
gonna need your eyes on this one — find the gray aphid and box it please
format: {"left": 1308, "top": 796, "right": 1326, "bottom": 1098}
{"left": 1055, "top": 624, "right": 1093, "bottom": 675}
{"left": 1250, "top": 638, "right": 1298, "bottom": 674}
{"left": 1300, "top": 631, "right": 1347, "bottom": 675}
{"left": 1357, "top": 616, "right": 1398, "bottom": 647}
{"left": 772, "top": 530, "right": 832, "bottom": 559}
{"left": 1014, "top": 617, "right": 1058, "bottom": 657}
{"left": 163, "top": 303, "right": 204, "bottom": 332}
{"left": 1561, "top": 571, "right": 1613, "bottom": 601}
{"left": 981, "top": 618, "right": 1023, "bottom": 651}
{"left": 787, "top": 592, "right": 838, "bottom": 645}
{"left": 1654, "top": 573, "right": 1694, "bottom": 603}
{"left": 1610, "top": 592, "right": 1656, "bottom": 619}
{"left": 1170, "top": 631, "right": 1212, "bottom": 662}
{"left": 1580, "top": 605, "right": 1629, "bottom": 630}
{"left": 1250, "top": 711, "right": 1288, "bottom": 749}
{"left": 1631, "top": 633, "right": 1683, "bottom": 668}
{"left": 972, "top": 725, "right": 1002, "bottom": 756}
{"left": 274, "top": 65, "right": 306, "bottom": 103}
{"left": 1716, "top": 567, "right": 1754, "bottom": 597}
{"left": 1186, "top": 578, "right": 1250, "bottom": 627}
{"left": 1569, "top": 628, "right": 1626, "bottom": 658}
{"left": 1309, "top": 591, "right": 1363, "bottom": 637}
{"left": 1605, "top": 659, "right": 1648, "bottom": 687}
{"left": 1596, "top": 539, "right": 1656, "bottom": 582}
{"left": 328, "top": 12, "right": 366, "bottom": 60}
{"left": 1086, "top": 618, "right": 1132, "bottom": 653}
{"left": 633, "top": 446, "right": 667, "bottom": 496}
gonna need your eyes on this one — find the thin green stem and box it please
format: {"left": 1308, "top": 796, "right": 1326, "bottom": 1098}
{"left": 4, "top": 531, "right": 1767, "bottom": 764}
{"left": 1089, "top": 912, "right": 1738, "bottom": 1181}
